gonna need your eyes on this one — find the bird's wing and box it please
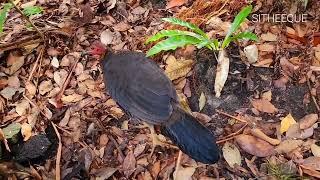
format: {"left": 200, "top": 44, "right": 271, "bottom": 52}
{"left": 103, "top": 52, "right": 178, "bottom": 125}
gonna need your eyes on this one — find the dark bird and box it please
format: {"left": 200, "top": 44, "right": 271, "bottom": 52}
{"left": 90, "top": 42, "right": 220, "bottom": 164}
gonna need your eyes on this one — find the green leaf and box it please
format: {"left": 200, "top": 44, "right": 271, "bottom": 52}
{"left": 146, "top": 30, "right": 206, "bottom": 44}
{"left": 222, "top": 5, "right": 252, "bottom": 48}
{"left": 234, "top": 31, "right": 258, "bottom": 41}
{"left": 146, "top": 35, "right": 201, "bottom": 57}
{"left": 162, "top": 17, "right": 208, "bottom": 38}
{"left": 2, "top": 123, "right": 21, "bottom": 139}
{"left": 23, "top": 6, "right": 43, "bottom": 17}
{"left": 0, "top": 3, "right": 13, "bottom": 33}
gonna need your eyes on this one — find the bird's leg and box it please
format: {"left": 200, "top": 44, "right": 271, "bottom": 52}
{"left": 145, "top": 123, "right": 177, "bottom": 158}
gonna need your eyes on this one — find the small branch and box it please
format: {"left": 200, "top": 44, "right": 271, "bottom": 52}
{"left": 28, "top": 46, "right": 44, "bottom": 82}
{"left": 217, "top": 123, "right": 247, "bottom": 144}
{"left": 9, "top": 0, "right": 44, "bottom": 40}
{"left": 215, "top": 109, "right": 248, "bottom": 123}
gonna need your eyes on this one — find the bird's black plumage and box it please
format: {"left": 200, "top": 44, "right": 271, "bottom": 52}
{"left": 101, "top": 51, "right": 220, "bottom": 164}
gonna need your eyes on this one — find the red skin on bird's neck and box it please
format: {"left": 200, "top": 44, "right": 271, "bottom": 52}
{"left": 90, "top": 41, "right": 107, "bottom": 58}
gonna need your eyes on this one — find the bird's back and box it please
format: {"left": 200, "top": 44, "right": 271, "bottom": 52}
{"left": 101, "top": 51, "right": 178, "bottom": 124}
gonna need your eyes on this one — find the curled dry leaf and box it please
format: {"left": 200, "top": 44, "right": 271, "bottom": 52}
{"left": 280, "top": 113, "right": 296, "bottom": 134}
{"left": 299, "top": 114, "right": 318, "bottom": 130}
{"left": 275, "top": 139, "right": 303, "bottom": 154}
{"left": 235, "top": 134, "right": 275, "bottom": 157}
{"left": 39, "top": 80, "right": 53, "bottom": 95}
{"left": 251, "top": 99, "right": 278, "bottom": 114}
{"left": 165, "top": 55, "right": 193, "bottom": 81}
{"left": 61, "top": 94, "right": 84, "bottom": 103}
{"left": 21, "top": 123, "right": 32, "bottom": 141}
{"left": 311, "top": 144, "right": 320, "bottom": 157}
{"left": 222, "top": 142, "right": 242, "bottom": 168}
{"left": 214, "top": 49, "right": 229, "bottom": 97}
{"left": 15, "top": 99, "right": 30, "bottom": 116}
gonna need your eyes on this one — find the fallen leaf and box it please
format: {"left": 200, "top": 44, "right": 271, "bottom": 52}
{"left": 51, "top": 57, "right": 59, "bottom": 68}
{"left": 113, "top": 22, "right": 131, "bottom": 32}
{"left": 302, "top": 156, "right": 320, "bottom": 170}
{"left": 95, "top": 167, "right": 118, "bottom": 180}
{"left": 133, "top": 143, "right": 146, "bottom": 157}
{"left": 275, "top": 139, "right": 303, "bottom": 154}
{"left": 258, "top": 44, "right": 275, "bottom": 52}
{"left": 166, "top": 0, "right": 187, "bottom": 9}
{"left": 2, "top": 123, "right": 21, "bottom": 139}
{"left": 99, "top": 134, "right": 109, "bottom": 147}
{"left": 7, "top": 75, "right": 20, "bottom": 88}
{"left": 25, "top": 81, "right": 37, "bottom": 98}
{"left": 198, "top": 92, "right": 206, "bottom": 111}
{"left": 165, "top": 55, "right": 193, "bottom": 80}
{"left": 39, "top": 80, "right": 53, "bottom": 95}
{"left": 15, "top": 99, "right": 30, "bottom": 116}
{"left": 236, "top": 134, "right": 275, "bottom": 157}
{"left": 100, "top": 29, "right": 114, "bottom": 45}
{"left": 299, "top": 114, "right": 318, "bottom": 130}
{"left": 222, "top": 142, "right": 242, "bottom": 168}
{"left": 300, "top": 165, "right": 320, "bottom": 179}
{"left": 53, "top": 69, "right": 68, "bottom": 87}
{"left": 251, "top": 99, "right": 278, "bottom": 114}
{"left": 122, "top": 150, "right": 136, "bottom": 178}
{"left": 280, "top": 113, "right": 297, "bottom": 134}
{"left": 61, "top": 94, "right": 84, "bottom": 103}
{"left": 6, "top": 53, "right": 25, "bottom": 75}
{"left": 261, "top": 32, "right": 277, "bottom": 41}
{"left": 244, "top": 44, "right": 258, "bottom": 64}
{"left": 214, "top": 49, "right": 229, "bottom": 97}
{"left": 250, "top": 128, "right": 280, "bottom": 145}
{"left": 311, "top": 144, "right": 320, "bottom": 157}
{"left": 173, "top": 166, "right": 196, "bottom": 180}
{"left": 261, "top": 90, "right": 272, "bottom": 101}
{"left": 0, "top": 87, "right": 17, "bottom": 100}
{"left": 21, "top": 122, "right": 32, "bottom": 141}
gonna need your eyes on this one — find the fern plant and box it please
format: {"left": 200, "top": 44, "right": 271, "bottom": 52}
{"left": 145, "top": 5, "right": 258, "bottom": 57}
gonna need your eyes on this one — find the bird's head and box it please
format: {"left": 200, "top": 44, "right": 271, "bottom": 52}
{"left": 88, "top": 41, "right": 108, "bottom": 59}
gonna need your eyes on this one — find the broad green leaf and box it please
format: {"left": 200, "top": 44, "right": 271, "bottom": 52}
{"left": 145, "top": 30, "right": 206, "bottom": 44}
{"left": 146, "top": 35, "right": 201, "bottom": 57}
{"left": 234, "top": 31, "right": 258, "bottom": 41}
{"left": 2, "top": 123, "right": 21, "bottom": 139}
{"left": 0, "top": 3, "right": 13, "bottom": 33}
{"left": 23, "top": 6, "right": 43, "bottom": 17}
{"left": 222, "top": 5, "right": 252, "bottom": 48}
{"left": 162, "top": 17, "right": 208, "bottom": 38}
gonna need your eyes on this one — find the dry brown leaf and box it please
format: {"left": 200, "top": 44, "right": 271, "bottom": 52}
{"left": 235, "top": 134, "right": 275, "bottom": 157}
{"left": 299, "top": 114, "right": 318, "bottom": 130}
{"left": 133, "top": 143, "right": 146, "bottom": 157}
{"left": 166, "top": 0, "right": 187, "bottom": 9}
{"left": 300, "top": 165, "right": 320, "bottom": 179}
{"left": 302, "top": 156, "right": 320, "bottom": 170}
{"left": 165, "top": 55, "right": 193, "bottom": 81}
{"left": 311, "top": 144, "right": 320, "bottom": 157}
{"left": 151, "top": 161, "right": 161, "bottom": 178}
{"left": 251, "top": 99, "right": 278, "bottom": 114}
{"left": 222, "top": 142, "right": 242, "bottom": 168}
{"left": 8, "top": 75, "right": 20, "bottom": 88}
{"left": 53, "top": 69, "right": 68, "bottom": 87}
{"left": 261, "top": 90, "right": 272, "bottom": 101}
{"left": 0, "top": 87, "right": 17, "bottom": 100}
{"left": 21, "top": 122, "right": 32, "bottom": 141}
{"left": 61, "top": 94, "right": 84, "bottom": 103}
{"left": 110, "top": 107, "right": 124, "bottom": 119}
{"left": 6, "top": 53, "right": 25, "bottom": 75}
{"left": 258, "top": 44, "right": 275, "bottom": 52}
{"left": 261, "top": 32, "right": 277, "bottom": 41}
{"left": 113, "top": 22, "right": 131, "bottom": 32}
{"left": 39, "top": 80, "right": 53, "bottom": 95}
{"left": 59, "top": 108, "right": 71, "bottom": 127}
{"left": 275, "top": 139, "right": 303, "bottom": 154}
{"left": 25, "top": 81, "right": 37, "bottom": 98}
{"left": 173, "top": 166, "right": 196, "bottom": 180}
{"left": 250, "top": 128, "right": 280, "bottom": 145}
{"left": 122, "top": 150, "right": 136, "bottom": 178}
{"left": 99, "top": 134, "right": 109, "bottom": 147}
{"left": 15, "top": 99, "right": 30, "bottom": 116}
{"left": 198, "top": 92, "right": 206, "bottom": 111}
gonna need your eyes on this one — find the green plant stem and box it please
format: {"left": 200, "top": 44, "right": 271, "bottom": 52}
{"left": 8, "top": 0, "right": 44, "bottom": 40}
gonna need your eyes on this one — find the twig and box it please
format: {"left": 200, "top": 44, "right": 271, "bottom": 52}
{"left": 216, "top": 123, "right": 248, "bottom": 144}
{"left": 215, "top": 109, "right": 248, "bottom": 123}
{"left": 55, "top": 57, "right": 80, "bottom": 104}
{"left": 0, "top": 38, "right": 42, "bottom": 52}
{"left": 174, "top": 150, "right": 183, "bottom": 180}
{"left": 307, "top": 78, "right": 320, "bottom": 112}
{"left": 28, "top": 46, "right": 44, "bottom": 82}
{"left": 9, "top": 0, "right": 44, "bottom": 40}
{"left": 51, "top": 122, "right": 62, "bottom": 180}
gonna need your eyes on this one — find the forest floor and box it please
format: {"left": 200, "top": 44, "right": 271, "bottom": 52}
{"left": 0, "top": 0, "right": 320, "bottom": 179}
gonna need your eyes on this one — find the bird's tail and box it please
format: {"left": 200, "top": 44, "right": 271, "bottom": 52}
{"left": 160, "top": 105, "right": 220, "bottom": 164}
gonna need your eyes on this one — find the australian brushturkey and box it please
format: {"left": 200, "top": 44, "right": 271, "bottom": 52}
{"left": 90, "top": 42, "right": 220, "bottom": 164}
